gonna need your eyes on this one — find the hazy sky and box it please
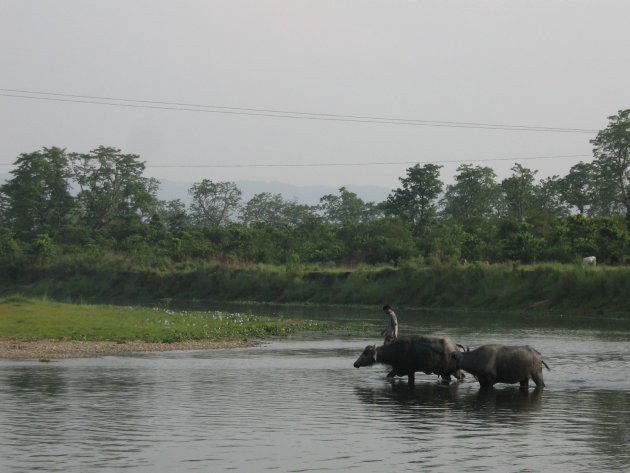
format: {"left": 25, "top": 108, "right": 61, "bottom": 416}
{"left": 1, "top": 1, "right": 629, "bottom": 190}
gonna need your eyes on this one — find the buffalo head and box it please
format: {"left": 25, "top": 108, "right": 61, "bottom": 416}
{"left": 450, "top": 351, "right": 464, "bottom": 367}
{"left": 353, "top": 345, "right": 377, "bottom": 368}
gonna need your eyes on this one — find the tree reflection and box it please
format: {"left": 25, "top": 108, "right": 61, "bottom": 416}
{"left": 583, "top": 390, "right": 630, "bottom": 469}
{"left": 6, "top": 366, "right": 67, "bottom": 398}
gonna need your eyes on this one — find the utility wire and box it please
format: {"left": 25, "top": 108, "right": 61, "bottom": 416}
{"left": 140, "top": 153, "right": 597, "bottom": 168}
{"left": 0, "top": 154, "right": 591, "bottom": 168}
{"left": 144, "top": 154, "right": 591, "bottom": 168}
{"left": 0, "top": 88, "right": 598, "bottom": 133}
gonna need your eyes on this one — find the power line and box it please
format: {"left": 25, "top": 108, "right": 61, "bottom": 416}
{"left": 0, "top": 88, "right": 598, "bottom": 133}
{"left": 143, "top": 154, "right": 591, "bottom": 168}
{"left": 0, "top": 153, "right": 591, "bottom": 169}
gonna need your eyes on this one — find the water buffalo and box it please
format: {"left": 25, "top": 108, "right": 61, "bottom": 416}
{"left": 610, "top": 254, "right": 627, "bottom": 265}
{"left": 353, "top": 335, "right": 466, "bottom": 384}
{"left": 451, "top": 344, "right": 550, "bottom": 388}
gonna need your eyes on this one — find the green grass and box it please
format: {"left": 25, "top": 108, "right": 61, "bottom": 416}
{"left": 2, "top": 259, "right": 630, "bottom": 317}
{"left": 0, "top": 296, "right": 336, "bottom": 343}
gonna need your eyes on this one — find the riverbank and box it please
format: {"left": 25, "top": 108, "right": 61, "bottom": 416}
{"left": 3, "top": 262, "right": 629, "bottom": 316}
{"left": 0, "top": 338, "right": 257, "bottom": 360}
{"left": 0, "top": 296, "right": 336, "bottom": 360}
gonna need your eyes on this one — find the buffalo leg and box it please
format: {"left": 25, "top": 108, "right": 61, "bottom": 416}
{"left": 531, "top": 371, "right": 545, "bottom": 387}
{"left": 478, "top": 376, "right": 494, "bottom": 388}
{"left": 408, "top": 372, "right": 415, "bottom": 384}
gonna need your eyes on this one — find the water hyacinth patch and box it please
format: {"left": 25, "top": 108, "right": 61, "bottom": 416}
{"left": 0, "top": 297, "right": 338, "bottom": 343}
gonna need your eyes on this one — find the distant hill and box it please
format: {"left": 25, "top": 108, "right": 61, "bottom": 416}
{"left": 0, "top": 173, "right": 391, "bottom": 206}
{"left": 158, "top": 179, "right": 391, "bottom": 205}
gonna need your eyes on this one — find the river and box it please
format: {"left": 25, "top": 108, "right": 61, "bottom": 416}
{"left": 1, "top": 305, "right": 629, "bottom": 472}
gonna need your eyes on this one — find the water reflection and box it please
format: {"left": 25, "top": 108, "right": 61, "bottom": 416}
{"left": 467, "top": 386, "right": 544, "bottom": 413}
{"left": 1, "top": 365, "right": 156, "bottom": 473}
{"left": 6, "top": 367, "right": 67, "bottom": 397}
{"left": 573, "top": 390, "right": 630, "bottom": 467}
{"left": 1, "top": 320, "right": 630, "bottom": 472}
{"left": 354, "top": 382, "right": 543, "bottom": 419}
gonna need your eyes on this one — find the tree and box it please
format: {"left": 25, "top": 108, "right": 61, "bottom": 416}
{"left": 533, "top": 175, "right": 569, "bottom": 217}
{"left": 240, "top": 193, "right": 316, "bottom": 227}
{"left": 189, "top": 180, "right": 242, "bottom": 227}
{"left": 501, "top": 163, "right": 538, "bottom": 221}
{"left": 318, "top": 187, "right": 378, "bottom": 226}
{"left": 588, "top": 163, "right": 624, "bottom": 217}
{"left": 281, "top": 201, "right": 317, "bottom": 226}
{"left": 156, "top": 199, "right": 189, "bottom": 231}
{"left": 441, "top": 164, "right": 500, "bottom": 222}
{"left": 0, "top": 147, "right": 74, "bottom": 238}
{"left": 496, "top": 219, "right": 544, "bottom": 263}
{"left": 0, "top": 225, "right": 21, "bottom": 261}
{"left": 69, "top": 146, "right": 158, "bottom": 229}
{"left": 560, "top": 161, "right": 597, "bottom": 215}
{"left": 241, "top": 192, "right": 285, "bottom": 227}
{"left": 383, "top": 163, "right": 443, "bottom": 235}
{"left": 337, "top": 217, "right": 415, "bottom": 265}
{"left": 591, "top": 109, "right": 630, "bottom": 224}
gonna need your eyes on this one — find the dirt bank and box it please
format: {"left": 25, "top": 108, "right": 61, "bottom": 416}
{"left": 0, "top": 338, "right": 258, "bottom": 360}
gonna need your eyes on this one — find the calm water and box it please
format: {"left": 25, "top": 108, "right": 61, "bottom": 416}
{"left": 1, "top": 306, "right": 629, "bottom": 473}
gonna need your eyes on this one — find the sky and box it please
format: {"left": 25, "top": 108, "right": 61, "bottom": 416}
{"left": 1, "top": 1, "right": 629, "bottom": 192}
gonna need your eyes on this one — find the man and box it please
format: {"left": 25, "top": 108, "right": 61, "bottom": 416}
{"left": 380, "top": 305, "right": 398, "bottom": 344}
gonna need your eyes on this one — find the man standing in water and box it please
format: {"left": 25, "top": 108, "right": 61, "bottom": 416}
{"left": 380, "top": 305, "right": 398, "bottom": 344}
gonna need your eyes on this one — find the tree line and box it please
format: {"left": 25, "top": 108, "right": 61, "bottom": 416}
{"left": 1, "top": 110, "right": 629, "bottom": 267}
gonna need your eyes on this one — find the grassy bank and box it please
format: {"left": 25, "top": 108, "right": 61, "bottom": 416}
{"left": 0, "top": 296, "right": 335, "bottom": 343}
{"left": 1, "top": 259, "right": 630, "bottom": 316}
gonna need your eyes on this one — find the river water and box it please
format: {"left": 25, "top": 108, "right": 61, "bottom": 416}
{"left": 1, "top": 305, "right": 629, "bottom": 473}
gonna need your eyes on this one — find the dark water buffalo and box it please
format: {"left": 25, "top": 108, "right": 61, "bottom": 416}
{"left": 451, "top": 344, "right": 550, "bottom": 388}
{"left": 610, "top": 254, "right": 630, "bottom": 265}
{"left": 353, "top": 335, "right": 466, "bottom": 383}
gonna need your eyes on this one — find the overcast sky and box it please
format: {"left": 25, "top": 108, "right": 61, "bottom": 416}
{"left": 1, "top": 1, "right": 629, "bottom": 190}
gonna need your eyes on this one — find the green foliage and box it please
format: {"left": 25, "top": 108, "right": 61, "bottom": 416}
{"left": 28, "top": 233, "right": 59, "bottom": 263}
{"left": 189, "top": 180, "right": 242, "bottom": 226}
{"left": 501, "top": 164, "right": 538, "bottom": 221}
{"left": 442, "top": 164, "right": 501, "bottom": 221}
{"left": 534, "top": 175, "right": 569, "bottom": 217}
{"left": 337, "top": 218, "right": 415, "bottom": 265}
{"left": 383, "top": 163, "right": 443, "bottom": 235}
{"left": 0, "top": 297, "right": 336, "bottom": 341}
{"left": 240, "top": 192, "right": 314, "bottom": 227}
{"left": 561, "top": 162, "right": 598, "bottom": 215}
{"left": 0, "top": 226, "right": 21, "bottom": 260}
{"left": 496, "top": 220, "right": 544, "bottom": 264}
{"left": 591, "top": 109, "right": 630, "bottom": 221}
{"left": 0, "top": 147, "right": 74, "bottom": 238}
{"left": 69, "top": 146, "right": 158, "bottom": 229}
{"left": 1, "top": 121, "right": 630, "bottom": 277}
{"left": 318, "top": 187, "right": 379, "bottom": 225}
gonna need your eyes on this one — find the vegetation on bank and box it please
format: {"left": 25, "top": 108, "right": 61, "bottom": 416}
{"left": 0, "top": 111, "right": 629, "bottom": 317}
{"left": 0, "top": 296, "right": 337, "bottom": 343}
{"left": 0, "top": 110, "right": 629, "bottom": 272}
{"left": 1, "top": 259, "right": 629, "bottom": 317}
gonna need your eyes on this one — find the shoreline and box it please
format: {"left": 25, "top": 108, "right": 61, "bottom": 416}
{"left": 0, "top": 338, "right": 259, "bottom": 360}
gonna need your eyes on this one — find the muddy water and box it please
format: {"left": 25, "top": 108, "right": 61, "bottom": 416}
{"left": 1, "top": 307, "right": 629, "bottom": 472}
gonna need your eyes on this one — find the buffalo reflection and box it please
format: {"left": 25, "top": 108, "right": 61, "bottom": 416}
{"left": 354, "top": 381, "right": 544, "bottom": 422}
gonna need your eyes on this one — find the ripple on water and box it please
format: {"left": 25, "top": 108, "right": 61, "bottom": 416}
{"left": 1, "top": 336, "right": 629, "bottom": 473}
